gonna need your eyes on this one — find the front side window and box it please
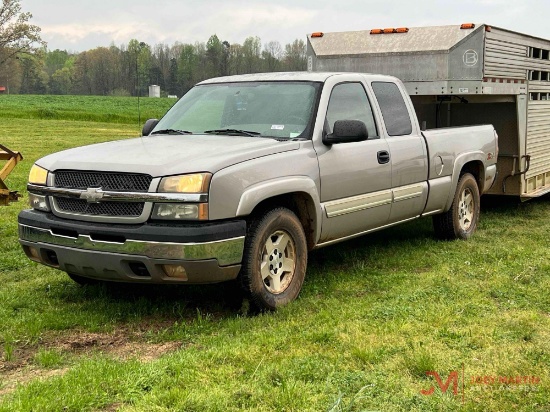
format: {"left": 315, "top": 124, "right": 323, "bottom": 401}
{"left": 153, "top": 81, "right": 321, "bottom": 140}
{"left": 325, "top": 82, "right": 378, "bottom": 138}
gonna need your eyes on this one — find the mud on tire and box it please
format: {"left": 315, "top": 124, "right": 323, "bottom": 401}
{"left": 433, "top": 173, "right": 480, "bottom": 240}
{"left": 240, "top": 207, "right": 308, "bottom": 311}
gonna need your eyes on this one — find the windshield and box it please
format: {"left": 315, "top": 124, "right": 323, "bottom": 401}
{"left": 153, "top": 81, "right": 321, "bottom": 140}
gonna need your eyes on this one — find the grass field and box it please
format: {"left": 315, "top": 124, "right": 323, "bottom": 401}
{"left": 0, "top": 96, "right": 549, "bottom": 411}
{"left": 0, "top": 95, "right": 175, "bottom": 125}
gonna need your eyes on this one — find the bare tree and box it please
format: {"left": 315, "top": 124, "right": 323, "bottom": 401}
{"left": 0, "top": 0, "right": 45, "bottom": 64}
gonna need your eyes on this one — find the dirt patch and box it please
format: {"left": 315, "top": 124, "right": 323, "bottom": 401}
{"left": 0, "top": 323, "right": 183, "bottom": 397}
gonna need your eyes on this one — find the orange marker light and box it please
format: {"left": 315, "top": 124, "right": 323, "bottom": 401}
{"left": 370, "top": 29, "right": 383, "bottom": 34}
{"left": 396, "top": 27, "right": 409, "bottom": 33}
{"left": 461, "top": 23, "right": 476, "bottom": 29}
{"left": 383, "top": 28, "right": 395, "bottom": 34}
{"left": 311, "top": 32, "right": 324, "bottom": 38}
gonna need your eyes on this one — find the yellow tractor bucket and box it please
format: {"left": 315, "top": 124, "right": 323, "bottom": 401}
{"left": 0, "top": 143, "right": 23, "bottom": 205}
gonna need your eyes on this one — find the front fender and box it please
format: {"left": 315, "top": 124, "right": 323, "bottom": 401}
{"left": 236, "top": 176, "right": 322, "bottom": 244}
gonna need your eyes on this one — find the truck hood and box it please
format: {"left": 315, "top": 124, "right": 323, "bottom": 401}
{"left": 37, "top": 134, "right": 300, "bottom": 177}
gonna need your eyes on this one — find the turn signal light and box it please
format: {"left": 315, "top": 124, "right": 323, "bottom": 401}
{"left": 370, "top": 27, "right": 409, "bottom": 35}
{"left": 461, "top": 23, "right": 476, "bottom": 29}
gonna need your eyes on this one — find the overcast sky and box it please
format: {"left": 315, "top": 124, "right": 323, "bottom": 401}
{"left": 23, "top": 0, "right": 550, "bottom": 52}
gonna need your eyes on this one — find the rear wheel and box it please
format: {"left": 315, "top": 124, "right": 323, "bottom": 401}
{"left": 240, "top": 208, "right": 307, "bottom": 311}
{"left": 433, "top": 173, "right": 480, "bottom": 240}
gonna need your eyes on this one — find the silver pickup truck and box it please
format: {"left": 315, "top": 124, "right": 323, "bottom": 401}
{"left": 18, "top": 72, "right": 498, "bottom": 310}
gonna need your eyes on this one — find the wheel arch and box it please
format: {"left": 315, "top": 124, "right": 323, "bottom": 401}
{"left": 444, "top": 153, "right": 485, "bottom": 211}
{"left": 236, "top": 177, "right": 321, "bottom": 250}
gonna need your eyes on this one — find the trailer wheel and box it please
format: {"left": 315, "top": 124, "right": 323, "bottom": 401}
{"left": 433, "top": 173, "right": 480, "bottom": 240}
{"left": 240, "top": 208, "right": 307, "bottom": 311}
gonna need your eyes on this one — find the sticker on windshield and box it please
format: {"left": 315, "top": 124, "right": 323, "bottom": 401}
{"left": 271, "top": 125, "right": 285, "bottom": 130}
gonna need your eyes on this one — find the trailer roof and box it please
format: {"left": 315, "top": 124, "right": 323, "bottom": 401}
{"left": 310, "top": 24, "right": 484, "bottom": 56}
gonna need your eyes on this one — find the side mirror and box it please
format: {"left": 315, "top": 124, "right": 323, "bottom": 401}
{"left": 323, "top": 120, "right": 368, "bottom": 145}
{"left": 142, "top": 119, "right": 159, "bottom": 136}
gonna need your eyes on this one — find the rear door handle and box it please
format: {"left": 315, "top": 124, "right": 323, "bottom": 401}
{"left": 377, "top": 150, "right": 390, "bottom": 164}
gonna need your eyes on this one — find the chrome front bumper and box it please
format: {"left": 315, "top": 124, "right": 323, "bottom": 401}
{"left": 18, "top": 210, "right": 246, "bottom": 284}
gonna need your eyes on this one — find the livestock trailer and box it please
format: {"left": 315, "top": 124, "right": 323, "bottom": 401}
{"left": 307, "top": 23, "right": 550, "bottom": 198}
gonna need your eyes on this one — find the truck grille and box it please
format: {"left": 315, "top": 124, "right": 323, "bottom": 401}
{"left": 54, "top": 171, "right": 152, "bottom": 192}
{"left": 52, "top": 171, "right": 152, "bottom": 219}
{"left": 55, "top": 198, "right": 144, "bottom": 217}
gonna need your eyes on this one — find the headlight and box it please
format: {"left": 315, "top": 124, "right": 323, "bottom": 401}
{"left": 29, "top": 164, "right": 49, "bottom": 185}
{"left": 159, "top": 173, "right": 211, "bottom": 193}
{"left": 151, "top": 203, "right": 208, "bottom": 220}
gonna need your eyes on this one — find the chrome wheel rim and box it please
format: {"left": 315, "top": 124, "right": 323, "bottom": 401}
{"left": 261, "top": 230, "right": 296, "bottom": 294}
{"left": 458, "top": 187, "right": 474, "bottom": 231}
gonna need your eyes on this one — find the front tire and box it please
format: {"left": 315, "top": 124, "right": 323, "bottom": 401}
{"left": 433, "top": 173, "right": 480, "bottom": 240}
{"left": 240, "top": 208, "right": 308, "bottom": 311}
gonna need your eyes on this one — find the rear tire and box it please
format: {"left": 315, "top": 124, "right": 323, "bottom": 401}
{"left": 240, "top": 208, "right": 307, "bottom": 311}
{"left": 433, "top": 173, "right": 480, "bottom": 240}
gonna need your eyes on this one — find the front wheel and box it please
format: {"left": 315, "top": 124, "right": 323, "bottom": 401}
{"left": 433, "top": 173, "right": 480, "bottom": 240}
{"left": 240, "top": 208, "right": 308, "bottom": 311}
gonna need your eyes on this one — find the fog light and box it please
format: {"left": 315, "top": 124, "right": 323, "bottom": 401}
{"left": 152, "top": 203, "right": 208, "bottom": 220}
{"left": 162, "top": 264, "right": 188, "bottom": 280}
{"left": 26, "top": 246, "right": 41, "bottom": 262}
{"left": 29, "top": 193, "right": 50, "bottom": 212}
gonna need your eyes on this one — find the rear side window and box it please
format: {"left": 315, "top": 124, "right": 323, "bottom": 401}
{"left": 372, "top": 82, "right": 412, "bottom": 136}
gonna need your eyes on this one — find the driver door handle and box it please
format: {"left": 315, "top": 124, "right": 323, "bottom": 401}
{"left": 377, "top": 150, "right": 390, "bottom": 164}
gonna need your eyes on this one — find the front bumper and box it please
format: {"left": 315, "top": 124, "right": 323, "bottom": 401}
{"left": 18, "top": 209, "right": 246, "bottom": 284}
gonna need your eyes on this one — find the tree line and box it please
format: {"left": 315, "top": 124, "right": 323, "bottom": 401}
{"left": 1, "top": 35, "right": 307, "bottom": 97}
{"left": 2, "top": 0, "right": 308, "bottom": 97}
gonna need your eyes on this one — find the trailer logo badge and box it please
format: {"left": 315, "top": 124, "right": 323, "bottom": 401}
{"left": 463, "top": 50, "right": 479, "bottom": 66}
{"left": 80, "top": 187, "right": 104, "bottom": 203}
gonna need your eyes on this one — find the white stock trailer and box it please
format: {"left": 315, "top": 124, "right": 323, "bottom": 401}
{"left": 307, "top": 23, "right": 550, "bottom": 198}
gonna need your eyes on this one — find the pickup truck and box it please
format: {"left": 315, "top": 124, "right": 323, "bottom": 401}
{"left": 18, "top": 72, "right": 498, "bottom": 310}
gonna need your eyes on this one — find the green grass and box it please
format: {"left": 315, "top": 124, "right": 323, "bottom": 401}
{"left": 0, "top": 97, "right": 549, "bottom": 411}
{"left": 0, "top": 95, "right": 175, "bottom": 125}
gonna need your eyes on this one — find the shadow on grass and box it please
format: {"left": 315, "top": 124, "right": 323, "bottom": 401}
{"left": 45, "top": 193, "right": 549, "bottom": 320}
{"left": 47, "top": 216, "right": 437, "bottom": 321}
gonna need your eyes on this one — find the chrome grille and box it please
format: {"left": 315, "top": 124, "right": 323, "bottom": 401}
{"left": 55, "top": 198, "right": 144, "bottom": 217}
{"left": 54, "top": 171, "right": 152, "bottom": 192}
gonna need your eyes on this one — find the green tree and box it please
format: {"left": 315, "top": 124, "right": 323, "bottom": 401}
{"left": 283, "top": 39, "right": 307, "bottom": 71}
{"left": 44, "top": 49, "right": 70, "bottom": 76}
{"left": 262, "top": 41, "right": 282, "bottom": 72}
{"left": 18, "top": 53, "right": 48, "bottom": 93}
{"left": 49, "top": 67, "right": 71, "bottom": 94}
{"left": 0, "top": 0, "right": 45, "bottom": 64}
{"left": 242, "top": 36, "right": 261, "bottom": 73}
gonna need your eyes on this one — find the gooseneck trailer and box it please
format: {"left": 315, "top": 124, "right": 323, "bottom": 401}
{"left": 307, "top": 23, "right": 550, "bottom": 198}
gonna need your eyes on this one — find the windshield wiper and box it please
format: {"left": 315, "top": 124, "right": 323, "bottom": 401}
{"left": 151, "top": 129, "right": 193, "bottom": 135}
{"left": 203, "top": 128, "right": 261, "bottom": 137}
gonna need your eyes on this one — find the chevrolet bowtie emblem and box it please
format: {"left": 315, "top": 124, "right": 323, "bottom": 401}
{"left": 80, "top": 187, "right": 104, "bottom": 203}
